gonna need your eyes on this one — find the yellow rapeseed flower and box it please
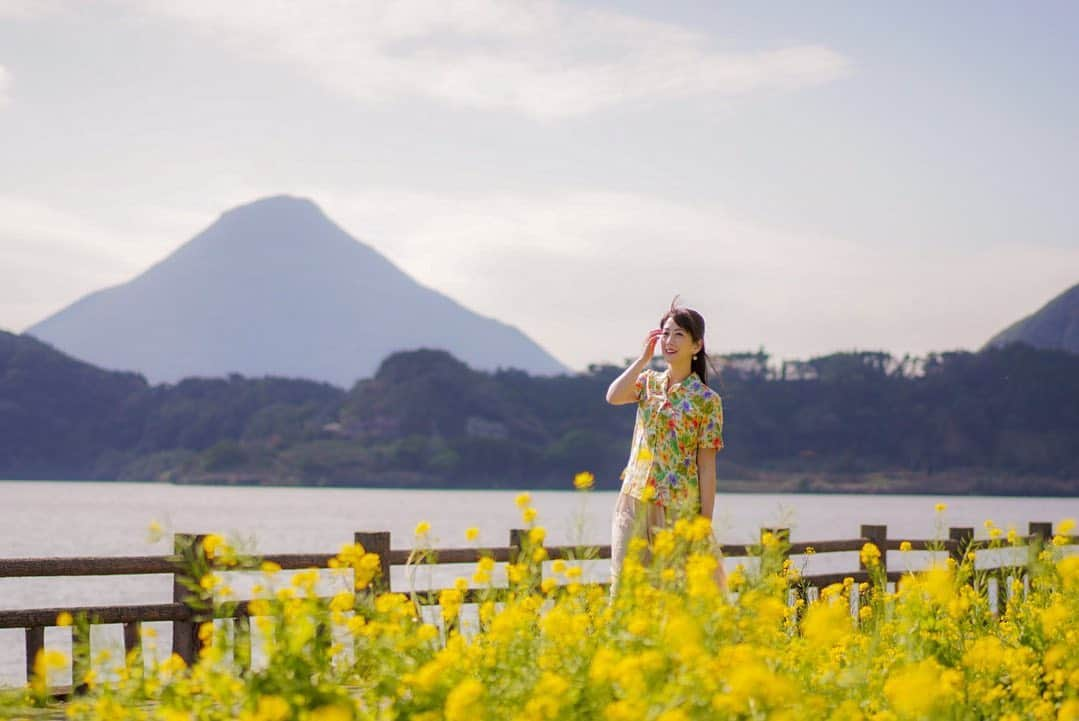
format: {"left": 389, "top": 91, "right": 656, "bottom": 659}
{"left": 251, "top": 695, "right": 290, "bottom": 721}
{"left": 802, "top": 600, "right": 851, "bottom": 647}
{"left": 934, "top": 503, "right": 947, "bottom": 513}
{"left": 415, "top": 521, "right": 431, "bottom": 536}
{"left": 506, "top": 563, "right": 527, "bottom": 584}
{"left": 465, "top": 527, "right": 480, "bottom": 542}
{"left": 329, "top": 591, "right": 355, "bottom": 613}
{"left": 42, "top": 649, "right": 69, "bottom": 671}
{"left": 354, "top": 553, "right": 382, "bottom": 589}
{"left": 1059, "top": 699, "right": 1079, "bottom": 721}
{"left": 160, "top": 653, "right": 186, "bottom": 675}
{"left": 515, "top": 492, "right": 531, "bottom": 509}
{"left": 573, "top": 471, "right": 595, "bottom": 490}
{"left": 290, "top": 569, "right": 319, "bottom": 593}
{"left": 445, "top": 678, "right": 484, "bottom": 721}
{"left": 883, "top": 658, "right": 957, "bottom": 718}
{"left": 899, "top": 541, "right": 912, "bottom": 552}
{"left": 653, "top": 530, "right": 676, "bottom": 557}
{"left": 56, "top": 611, "right": 73, "bottom": 627}
{"left": 860, "top": 542, "right": 882, "bottom": 567}
{"left": 202, "top": 533, "right": 225, "bottom": 559}
{"left": 656, "top": 710, "right": 689, "bottom": 721}
{"left": 309, "top": 704, "right": 353, "bottom": 721}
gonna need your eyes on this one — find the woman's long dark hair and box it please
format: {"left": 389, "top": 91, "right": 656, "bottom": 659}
{"left": 659, "top": 297, "right": 711, "bottom": 385}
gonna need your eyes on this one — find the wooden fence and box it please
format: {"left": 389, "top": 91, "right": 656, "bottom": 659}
{"left": 0, "top": 522, "right": 1068, "bottom": 696}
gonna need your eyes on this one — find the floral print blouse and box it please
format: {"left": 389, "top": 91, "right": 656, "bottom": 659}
{"left": 619, "top": 369, "right": 724, "bottom": 509}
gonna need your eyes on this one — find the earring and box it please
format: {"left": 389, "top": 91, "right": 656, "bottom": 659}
{"left": 693, "top": 354, "right": 698, "bottom": 361}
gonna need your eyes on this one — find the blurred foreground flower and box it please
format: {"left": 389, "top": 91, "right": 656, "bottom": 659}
{"left": 573, "top": 471, "right": 595, "bottom": 490}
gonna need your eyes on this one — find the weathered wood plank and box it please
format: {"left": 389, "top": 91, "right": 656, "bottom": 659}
{"left": 0, "top": 556, "right": 173, "bottom": 578}
{"left": 0, "top": 604, "right": 187, "bottom": 629}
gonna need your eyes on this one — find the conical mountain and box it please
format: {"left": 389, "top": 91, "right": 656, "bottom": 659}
{"left": 984, "top": 282, "right": 1079, "bottom": 354}
{"left": 26, "top": 196, "right": 568, "bottom": 386}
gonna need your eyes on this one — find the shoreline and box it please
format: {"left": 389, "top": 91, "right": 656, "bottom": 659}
{"left": 2, "top": 470, "right": 1077, "bottom": 497}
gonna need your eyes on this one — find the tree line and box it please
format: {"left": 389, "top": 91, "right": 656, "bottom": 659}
{"left": 1, "top": 331, "right": 1076, "bottom": 493}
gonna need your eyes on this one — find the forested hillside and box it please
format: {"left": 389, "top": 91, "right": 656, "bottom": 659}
{"left": 2, "top": 331, "right": 1077, "bottom": 493}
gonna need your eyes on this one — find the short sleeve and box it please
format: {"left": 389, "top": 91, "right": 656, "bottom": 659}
{"left": 698, "top": 393, "right": 724, "bottom": 450}
{"left": 634, "top": 370, "right": 651, "bottom": 402}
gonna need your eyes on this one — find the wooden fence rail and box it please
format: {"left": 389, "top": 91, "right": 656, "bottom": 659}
{"left": 1, "top": 521, "right": 1071, "bottom": 697}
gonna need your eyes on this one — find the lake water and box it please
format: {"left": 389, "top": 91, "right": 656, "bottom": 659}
{"left": 2, "top": 480, "right": 1077, "bottom": 686}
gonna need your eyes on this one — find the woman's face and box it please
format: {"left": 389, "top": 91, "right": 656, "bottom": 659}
{"left": 660, "top": 316, "right": 702, "bottom": 365}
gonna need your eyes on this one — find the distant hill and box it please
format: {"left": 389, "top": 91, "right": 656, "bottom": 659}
{"left": 0, "top": 331, "right": 147, "bottom": 477}
{"left": 984, "top": 282, "right": 1079, "bottom": 354}
{"left": 0, "top": 329, "right": 344, "bottom": 480}
{"left": 2, "top": 330, "right": 1079, "bottom": 493}
{"left": 26, "top": 196, "right": 568, "bottom": 386}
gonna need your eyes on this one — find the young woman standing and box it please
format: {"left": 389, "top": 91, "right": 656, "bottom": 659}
{"left": 605, "top": 302, "right": 726, "bottom": 594}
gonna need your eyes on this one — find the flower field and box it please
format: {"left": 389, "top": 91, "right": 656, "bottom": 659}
{"left": 3, "top": 499, "right": 1078, "bottom": 721}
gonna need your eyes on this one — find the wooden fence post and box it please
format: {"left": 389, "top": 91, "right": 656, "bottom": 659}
{"left": 948, "top": 527, "right": 974, "bottom": 566}
{"left": 72, "top": 623, "right": 90, "bottom": 695}
{"left": 24, "top": 626, "right": 43, "bottom": 687}
{"left": 122, "top": 623, "right": 141, "bottom": 658}
{"left": 860, "top": 525, "right": 888, "bottom": 576}
{"left": 509, "top": 528, "right": 541, "bottom": 594}
{"left": 227, "top": 610, "right": 251, "bottom": 673}
{"left": 172, "top": 533, "right": 206, "bottom": 666}
{"left": 509, "top": 528, "right": 526, "bottom": 564}
{"left": 1026, "top": 522, "right": 1053, "bottom": 587}
{"left": 355, "top": 532, "right": 391, "bottom": 592}
{"left": 1028, "top": 522, "right": 1052, "bottom": 543}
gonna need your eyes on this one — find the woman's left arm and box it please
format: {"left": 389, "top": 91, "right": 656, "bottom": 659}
{"left": 697, "top": 447, "right": 717, "bottom": 519}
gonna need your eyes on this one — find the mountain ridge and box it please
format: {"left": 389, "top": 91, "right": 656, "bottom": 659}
{"left": 985, "top": 282, "right": 1079, "bottom": 354}
{"left": 27, "top": 196, "right": 568, "bottom": 385}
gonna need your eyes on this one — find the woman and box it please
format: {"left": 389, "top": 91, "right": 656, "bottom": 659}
{"left": 605, "top": 301, "right": 726, "bottom": 594}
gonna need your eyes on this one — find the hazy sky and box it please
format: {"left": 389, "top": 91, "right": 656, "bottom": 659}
{"left": 3, "top": 1, "right": 1077, "bottom": 372}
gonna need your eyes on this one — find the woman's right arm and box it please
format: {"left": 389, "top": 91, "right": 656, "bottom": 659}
{"left": 605, "top": 329, "right": 663, "bottom": 405}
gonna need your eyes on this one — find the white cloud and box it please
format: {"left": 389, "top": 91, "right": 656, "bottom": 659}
{"left": 0, "top": 0, "right": 67, "bottom": 19}
{"left": 311, "top": 187, "right": 1079, "bottom": 369}
{"left": 0, "top": 195, "right": 204, "bottom": 331}
{"left": 130, "top": 0, "right": 851, "bottom": 119}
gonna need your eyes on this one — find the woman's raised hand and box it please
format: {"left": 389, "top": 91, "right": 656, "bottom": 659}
{"left": 607, "top": 328, "right": 663, "bottom": 405}
{"left": 640, "top": 328, "right": 663, "bottom": 362}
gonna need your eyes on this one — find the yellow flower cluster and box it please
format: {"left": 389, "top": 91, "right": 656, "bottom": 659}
{"left": 15, "top": 505, "right": 1079, "bottom": 721}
